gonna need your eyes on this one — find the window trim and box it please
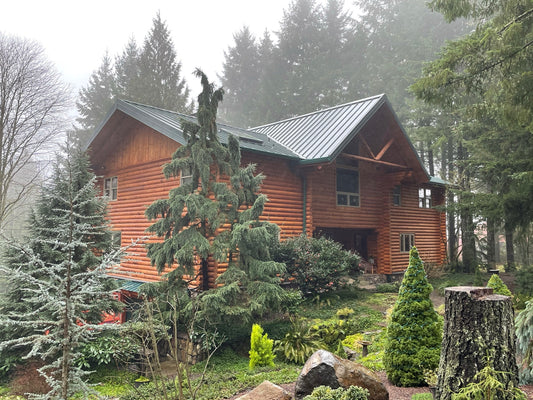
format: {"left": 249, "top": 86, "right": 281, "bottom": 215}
{"left": 104, "top": 176, "right": 118, "bottom": 201}
{"left": 400, "top": 233, "right": 415, "bottom": 253}
{"left": 180, "top": 166, "right": 193, "bottom": 186}
{"left": 336, "top": 167, "right": 360, "bottom": 207}
{"left": 419, "top": 187, "right": 432, "bottom": 208}
{"left": 392, "top": 185, "right": 401, "bottom": 206}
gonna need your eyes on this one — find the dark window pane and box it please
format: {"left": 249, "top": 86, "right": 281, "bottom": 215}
{"left": 337, "top": 169, "right": 359, "bottom": 193}
{"left": 337, "top": 194, "right": 347, "bottom": 205}
{"left": 349, "top": 195, "right": 359, "bottom": 206}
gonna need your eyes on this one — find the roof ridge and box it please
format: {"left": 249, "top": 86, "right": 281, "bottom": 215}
{"left": 251, "top": 94, "right": 386, "bottom": 130}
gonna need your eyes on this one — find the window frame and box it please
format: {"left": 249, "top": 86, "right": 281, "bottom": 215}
{"left": 392, "top": 185, "right": 401, "bottom": 206}
{"left": 104, "top": 176, "right": 118, "bottom": 201}
{"left": 336, "top": 167, "right": 360, "bottom": 207}
{"left": 180, "top": 166, "right": 193, "bottom": 186}
{"left": 419, "top": 187, "right": 432, "bottom": 208}
{"left": 400, "top": 233, "right": 415, "bottom": 253}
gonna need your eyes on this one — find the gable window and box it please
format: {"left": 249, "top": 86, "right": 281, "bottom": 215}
{"left": 392, "top": 185, "right": 401, "bottom": 206}
{"left": 180, "top": 166, "right": 193, "bottom": 186}
{"left": 419, "top": 188, "right": 432, "bottom": 208}
{"left": 104, "top": 176, "right": 118, "bottom": 200}
{"left": 336, "top": 168, "right": 359, "bottom": 207}
{"left": 400, "top": 233, "right": 415, "bottom": 252}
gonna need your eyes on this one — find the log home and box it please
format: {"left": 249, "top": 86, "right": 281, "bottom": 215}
{"left": 87, "top": 94, "right": 446, "bottom": 294}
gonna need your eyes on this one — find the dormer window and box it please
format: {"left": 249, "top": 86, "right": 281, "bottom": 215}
{"left": 104, "top": 176, "right": 118, "bottom": 201}
{"left": 336, "top": 168, "right": 359, "bottom": 207}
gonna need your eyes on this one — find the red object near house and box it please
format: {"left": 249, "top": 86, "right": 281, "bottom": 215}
{"left": 87, "top": 94, "right": 446, "bottom": 294}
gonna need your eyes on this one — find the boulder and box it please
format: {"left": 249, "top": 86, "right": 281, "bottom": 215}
{"left": 236, "top": 380, "right": 292, "bottom": 400}
{"left": 295, "top": 350, "right": 388, "bottom": 400}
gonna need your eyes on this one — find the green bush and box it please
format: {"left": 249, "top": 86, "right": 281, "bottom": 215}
{"left": 384, "top": 247, "right": 442, "bottom": 386}
{"left": 487, "top": 274, "right": 512, "bottom": 296}
{"left": 249, "top": 324, "right": 275, "bottom": 369}
{"left": 303, "top": 385, "right": 369, "bottom": 400}
{"left": 516, "top": 299, "right": 533, "bottom": 384}
{"left": 274, "top": 235, "right": 360, "bottom": 296}
{"left": 76, "top": 330, "right": 139, "bottom": 369}
{"left": 375, "top": 282, "right": 400, "bottom": 293}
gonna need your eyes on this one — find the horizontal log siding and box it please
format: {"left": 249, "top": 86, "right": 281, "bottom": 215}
{"left": 242, "top": 153, "right": 304, "bottom": 239}
{"left": 389, "top": 184, "right": 446, "bottom": 273}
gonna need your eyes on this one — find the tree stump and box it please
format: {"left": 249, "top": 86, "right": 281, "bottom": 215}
{"left": 436, "top": 287, "right": 519, "bottom": 400}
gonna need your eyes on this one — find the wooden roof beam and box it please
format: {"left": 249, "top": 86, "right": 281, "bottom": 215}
{"left": 340, "top": 153, "right": 409, "bottom": 170}
{"left": 376, "top": 138, "right": 394, "bottom": 160}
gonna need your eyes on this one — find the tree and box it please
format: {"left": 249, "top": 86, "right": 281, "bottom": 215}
{"left": 219, "top": 26, "right": 260, "bottom": 127}
{"left": 384, "top": 247, "right": 442, "bottom": 387}
{"left": 115, "top": 36, "right": 141, "bottom": 101}
{"left": 0, "top": 143, "right": 122, "bottom": 399}
{"left": 0, "top": 33, "right": 69, "bottom": 233}
{"left": 75, "top": 52, "right": 116, "bottom": 145}
{"left": 412, "top": 0, "right": 533, "bottom": 269}
{"left": 137, "top": 12, "right": 192, "bottom": 113}
{"left": 145, "top": 70, "right": 286, "bottom": 326}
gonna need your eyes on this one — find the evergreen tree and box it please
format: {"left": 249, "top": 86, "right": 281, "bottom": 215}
{"left": 75, "top": 52, "right": 116, "bottom": 145}
{"left": 384, "top": 247, "right": 442, "bottom": 387}
{"left": 0, "top": 143, "right": 122, "bottom": 399}
{"left": 115, "top": 36, "right": 141, "bottom": 101}
{"left": 137, "top": 12, "right": 192, "bottom": 113}
{"left": 219, "top": 26, "right": 260, "bottom": 127}
{"left": 145, "top": 70, "right": 285, "bottom": 325}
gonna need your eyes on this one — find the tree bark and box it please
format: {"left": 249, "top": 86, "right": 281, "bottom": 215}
{"left": 486, "top": 217, "right": 496, "bottom": 270}
{"left": 436, "top": 287, "right": 519, "bottom": 400}
{"left": 505, "top": 227, "right": 516, "bottom": 271}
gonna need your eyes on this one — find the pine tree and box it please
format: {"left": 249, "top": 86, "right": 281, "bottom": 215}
{"left": 145, "top": 70, "right": 285, "bottom": 325}
{"left": 0, "top": 142, "right": 122, "bottom": 399}
{"left": 137, "top": 12, "right": 192, "bottom": 113}
{"left": 384, "top": 247, "right": 442, "bottom": 387}
{"left": 75, "top": 52, "right": 117, "bottom": 145}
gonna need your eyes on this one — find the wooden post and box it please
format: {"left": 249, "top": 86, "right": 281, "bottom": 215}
{"left": 436, "top": 287, "right": 519, "bottom": 400}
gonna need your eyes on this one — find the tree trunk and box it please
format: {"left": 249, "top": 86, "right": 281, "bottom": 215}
{"left": 436, "top": 287, "right": 519, "bottom": 400}
{"left": 505, "top": 227, "right": 516, "bottom": 272}
{"left": 486, "top": 217, "right": 496, "bottom": 270}
{"left": 460, "top": 209, "right": 477, "bottom": 272}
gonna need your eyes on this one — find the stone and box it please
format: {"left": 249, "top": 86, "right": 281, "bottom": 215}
{"left": 236, "top": 380, "right": 292, "bottom": 400}
{"left": 295, "top": 350, "right": 389, "bottom": 400}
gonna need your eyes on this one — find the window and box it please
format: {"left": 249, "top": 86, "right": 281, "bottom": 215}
{"left": 392, "top": 185, "right": 401, "bottom": 206}
{"left": 419, "top": 188, "right": 432, "bottom": 208}
{"left": 336, "top": 168, "right": 359, "bottom": 207}
{"left": 111, "top": 231, "right": 121, "bottom": 249}
{"left": 400, "top": 233, "right": 415, "bottom": 252}
{"left": 104, "top": 176, "right": 118, "bottom": 200}
{"left": 180, "top": 166, "right": 193, "bottom": 186}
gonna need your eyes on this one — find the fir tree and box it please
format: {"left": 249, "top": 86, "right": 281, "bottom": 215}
{"left": 145, "top": 70, "right": 285, "bottom": 325}
{"left": 137, "top": 12, "right": 192, "bottom": 113}
{"left": 384, "top": 247, "right": 442, "bottom": 387}
{"left": 75, "top": 52, "right": 117, "bottom": 145}
{"left": 115, "top": 36, "right": 141, "bottom": 101}
{"left": 0, "top": 142, "right": 122, "bottom": 399}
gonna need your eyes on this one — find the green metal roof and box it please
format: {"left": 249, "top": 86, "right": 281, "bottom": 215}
{"left": 115, "top": 278, "right": 145, "bottom": 293}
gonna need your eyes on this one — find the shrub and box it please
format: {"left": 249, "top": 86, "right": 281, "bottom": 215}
{"left": 516, "top": 265, "right": 533, "bottom": 295}
{"left": 375, "top": 282, "right": 400, "bottom": 293}
{"left": 384, "top": 247, "right": 442, "bottom": 386}
{"left": 76, "top": 330, "right": 139, "bottom": 369}
{"left": 303, "top": 385, "right": 369, "bottom": 400}
{"left": 249, "top": 324, "right": 275, "bottom": 369}
{"left": 274, "top": 235, "right": 360, "bottom": 296}
{"left": 336, "top": 307, "right": 355, "bottom": 319}
{"left": 274, "top": 319, "right": 323, "bottom": 364}
{"left": 516, "top": 299, "right": 533, "bottom": 384}
{"left": 487, "top": 274, "right": 512, "bottom": 296}
{"left": 310, "top": 320, "right": 347, "bottom": 352}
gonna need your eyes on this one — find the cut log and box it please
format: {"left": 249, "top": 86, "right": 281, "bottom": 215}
{"left": 436, "top": 286, "right": 519, "bottom": 400}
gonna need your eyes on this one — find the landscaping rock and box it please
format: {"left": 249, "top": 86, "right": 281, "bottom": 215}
{"left": 294, "top": 350, "right": 389, "bottom": 400}
{"left": 236, "top": 380, "right": 292, "bottom": 400}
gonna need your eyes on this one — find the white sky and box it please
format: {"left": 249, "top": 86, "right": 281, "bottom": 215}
{"left": 0, "top": 0, "right": 338, "bottom": 97}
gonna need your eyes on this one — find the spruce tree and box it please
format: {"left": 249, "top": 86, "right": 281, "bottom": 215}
{"left": 0, "top": 143, "right": 122, "bottom": 399}
{"left": 145, "top": 70, "right": 285, "bottom": 325}
{"left": 384, "top": 247, "right": 442, "bottom": 386}
{"left": 115, "top": 36, "right": 141, "bottom": 101}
